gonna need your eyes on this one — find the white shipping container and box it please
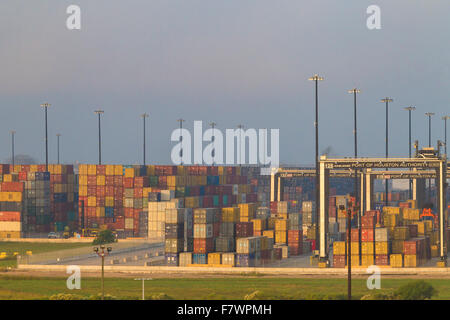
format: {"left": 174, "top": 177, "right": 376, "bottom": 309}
{"left": 193, "top": 223, "right": 213, "bottom": 238}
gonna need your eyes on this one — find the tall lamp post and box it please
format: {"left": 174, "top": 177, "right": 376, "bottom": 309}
{"left": 381, "top": 98, "right": 393, "bottom": 206}
{"left": 177, "top": 119, "right": 185, "bottom": 165}
{"left": 94, "top": 110, "right": 104, "bottom": 165}
{"left": 425, "top": 112, "right": 435, "bottom": 202}
{"left": 10, "top": 130, "right": 15, "bottom": 167}
{"left": 41, "top": 103, "right": 51, "bottom": 171}
{"left": 309, "top": 74, "right": 324, "bottom": 252}
{"left": 141, "top": 113, "right": 149, "bottom": 165}
{"left": 210, "top": 122, "right": 217, "bottom": 166}
{"left": 56, "top": 133, "right": 61, "bottom": 164}
{"left": 404, "top": 107, "right": 416, "bottom": 199}
{"left": 93, "top": 245, "right": 112, "bottom": 300}
{"left": 442, "top": 116, "right": 449, "bottom": 156}
{"left": 348, "top": 88, "right": 360, "bottom": 264}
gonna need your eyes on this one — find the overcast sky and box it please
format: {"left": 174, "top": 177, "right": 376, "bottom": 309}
{"left": 0, "top": 1, "right": 449, "bottom": 166}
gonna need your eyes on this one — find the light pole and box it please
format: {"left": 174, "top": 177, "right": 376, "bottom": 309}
{"left": 425, "top": 112, "right": 435, "bottom": 202}
{"left": 134, "top": 278, "right": 152, "bottom": 300}
{"left": 56, "top": 134, "right": 61, "bottom": 164}
{"left": 237, "top": 124, "right": 244, "bottom": 167}
{"left": 404, "top": 107, "right": 416, "bottom": 199}
{"left": 348, "top": 88, "right": 360, "bottom": 264}
{"left": 141, "top": 113, "right": 149, "bottom": 165}
{"left": 309, "top": 74, "right": 324, "bottom": 252}
{"left": 93, "top": 245, "right": 112, "bottom": 300}
{"left": 10, "top": 130, "right": 15, "bottom": 167}
{"left": 177, "top": 119, "right": 185, "bottom": 165}
{"left": 381, "top": 98, "right": 393, "bottom": 206}
{"left": 41, "top": 103, "right": 51, "bottom": 171}
{"left": 94, "top": 110, "right": 104, "bottom": 165}
{"left": 210, "top": 122, "right": 216, "bottom": 166}
{"left": 443, "top": 116, "right": 450, "bottom": 156}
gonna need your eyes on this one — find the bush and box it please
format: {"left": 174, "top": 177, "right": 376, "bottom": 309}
{"left": 148, "top": 293, "right": 173, "bottom": 300}
{"left": 49, "top": 293, "right": 87, "bottom": 300}
{"left": 92, "top": 229, "right": 116, "bottom": 245}
{"left": 395, "top": 280, "right": 437, "bottom": 300}
{"left": 360, "top": 290, "right": 397, "bottom": 300}
{"left": 88, "top": 293, "right": 118, "bottom": 300}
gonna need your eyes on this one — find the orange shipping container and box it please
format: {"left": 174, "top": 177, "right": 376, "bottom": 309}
{"left": 0, "top": 211, "right": 21, "bottom": 221}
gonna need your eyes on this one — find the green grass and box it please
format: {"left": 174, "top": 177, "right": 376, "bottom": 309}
{"left": 0, "top": 276, "right": 449, "bottom": 300}
{"left": 0, "top": 241, "right": 92, "bottom": 268}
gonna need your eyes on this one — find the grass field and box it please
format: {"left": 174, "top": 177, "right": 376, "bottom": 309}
{"left": 0, "top": 276, "right": 449, "bottom": 300}
{"left": 0, "top": 242, "right": 92, "bottom": 268}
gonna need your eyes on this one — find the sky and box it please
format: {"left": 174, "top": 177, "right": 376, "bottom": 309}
{"left": 0, "top": 1, "right": 449, "bottom": 166}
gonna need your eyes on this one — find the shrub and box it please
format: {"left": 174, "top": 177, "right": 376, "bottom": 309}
{"left": 148, "top": 293, "right": 173, "bottom": 300}
{"left": 49, "top": 293, "right": 87, "bottom": 300}
{"left": 395, "top": 280, "right": 437, "bottom": 300}
{"left": 92, "top": 229, "right": 116, "bottom": 245}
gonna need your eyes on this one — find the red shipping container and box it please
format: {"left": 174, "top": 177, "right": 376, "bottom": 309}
{"left": 134, "top": 188, "right": 143, "bottom": 198}
{"left": 1, "top": 182, "right": 23, "bottom": 192}
{"left": 236, "top": 222, "right": 253, "bottom": 238}
{"left": 87, "top": 175, "right": 97, "bottom": 186}
{"left": 288, "top": 230, "right": 303, "bottom": 243}
{"left": 96, "top": 186, "right": 105, "bottom": 197}
{"left": 375, "top": 254, "right": 389, "bottom": 266}
{"left": 37, "top": 165, "right": 46, "bottom": 172}
{"left": 18, "top": 172, "right": 27, "bottom": 181}
{"left": 105, "top": 186, "right": 114, "bottom": 197}
{"left": 105, "top": 176, "right": 115, "bottom": 186}
{"left": 365, "top": 210, "right": 381, "bottom": 224}
{"left": 289, "top": 246, "right": 302, "bottom": 256}
{"left": 361, "top": 228, "right": 374, "bottom": 242}
{"left": 361, "top": 215, "right": 376, "bottom": 228}
{"left": 333, "top": 255, "right": 346, "bottom": 268}
{"left": 273, "top": 248, "right": 282, "bottom": 260}
{"left": 96, "top": 165, "right": 106, "bottom": 175}
{"left": 96, "top": 197, "right": 105, "bottom": 207}
{"left": 87, "top": 186, "right": 97, "bottom": 196}
{"left": 404, "top": 239, "right": 425, "bottom": 257}
{"left": 123, "top": 178, "right": 134, "bottom": 188}
{"left": 193, "top": 238, "right": 214, "bottom": 253}
{"left": 113, "top": 176, "right": 123, "bottom": 185}
{"left": 0, "top": 211, "right": 21, "bottom": 221}
{"left": 351, "top": 228, "right": 360, "bottom": 242}
{"left": 213, "top": 222, "right": 220, "bottom": 237}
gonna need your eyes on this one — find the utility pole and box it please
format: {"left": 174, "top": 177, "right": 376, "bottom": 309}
{"left": 41, "top": 103, "right": 51, "bottom": 171}
{"left": 177, "top": 119, "right": 185, "bottom": 165}
{"left": 56, "top": 133, "right": 61, "bottom": 164}
{"left": 210, "top": 122, "right": 216, "bottom": 166}
{"left": 443, "top": 116, "right": 449, "bottom": 156}
{"left": 381, "top": 98, "right": 393, "bottom": 206}
{"left": 10, "top": 130, "right": 15, "bottom": 167}
{"left": 141, "top": 113, "right": 149, "bottom": 165}
{"left": 404, "top": 107, "right": 416, "bottom": 199}
{"left": 309, "top": 74, "right": 324, "bottom": 252}
{"left": 348, "top": 88, "right": 360, "bottom": 264}
{"left": 425, "top": 112, "right": 435, "bottom": 202}
{"left": 94, "top": 110, "right": 104, "bottom": 165}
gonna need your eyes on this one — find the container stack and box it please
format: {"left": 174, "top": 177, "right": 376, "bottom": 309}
{"left": 0, "top": 166, "right": 22, "bottom": 238}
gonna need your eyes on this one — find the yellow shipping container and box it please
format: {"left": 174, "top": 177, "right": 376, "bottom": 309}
{"left": 263, "top": 230, "right": 274, "bottom": 239}
{"left": 97, "top": 175, "right": 106, "bottom": 186}
{"left": 114, "top": 165, "right": 123, "bottom": 176}
{"left": 222, "top": 207, "right": 239, "bottom": 222}
{"left": 88, "top": 196, "right": 97, "bottom": 207}
{"left": 361, "top": 242, "right": 374, "bottom": 255}
{"left": 252, "top": 218, "right": 267, "bottom": 231}
{"left": 350, "top": 255, "right": 360, "bottom": 267}
{"left": 361, "top": 255, "right": 374, "bottom": 267}
{"left": 79, "top": 175, "right": 88, "bottom": 186}
{"left": 79, "top": 186, "right": 88, "bottom": 197}
{"left": 147, "top": 165, "right": 155, "bottom": 176}
{"left": 404, "top": 254, "right": 419, "bottom": 267}
{"left": 238, "top": 203, "right": 256, "bottom": 217}
{"left": 393, "top": 227, "right": 409, "bottom": 240}
{"left": 275, "top": 219, "right": 288, "bottom": 231}
{"left": 79, "top": 164, "right": 88, "bottom": 175}
{"left": 350, "top": 242, "right": 359, "bottom": 255}
{"left": 13, "top": 165, "right": 21, "bottom": 173}
{"left": 96, "top": 207, "right": 105, "bottom": 217}
{"left": 30, "top": 165, "right": 38, "bottom": 172}
{"left": 390, "top": 254, "right": 403, "bottom": 267}
{"left": 383, "top": 206, "right": 401, "bottom": 215}
{"left": 375, "top": 241, "right": 389, "bottom": 255}
{"left": 3, "top": 174, "right": 12, "bottom": 182}
{"left": 333, "top": 241, "right": 346, "bottom": 256}
{"left": 88, "top": 164, "right": 97, "bottom": 175}
{"left": 54, "top": 164, "right": 62, "bottom": 174}
{"left": 208, "top": 253, "right": 222, "bottom": 265}
{"left": 105, "top": 165, "right": 115, "bottom": 175}
{"left": 0, "top": 192, "right": 22, "bottom": 202}
{"left": 403, "top": 208, "right": 420, "bottom": 220}
{"left": 275, "top": 231, "right": 287, "bottom": 244}
{"left": 0, "top": 231, "right": 21, "bottom": 239}
{"left": 105, "top": 197, "right": 114, "bottom": 207}
{"left": 431, "top": 245, "right": 439, "bottom": 258}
